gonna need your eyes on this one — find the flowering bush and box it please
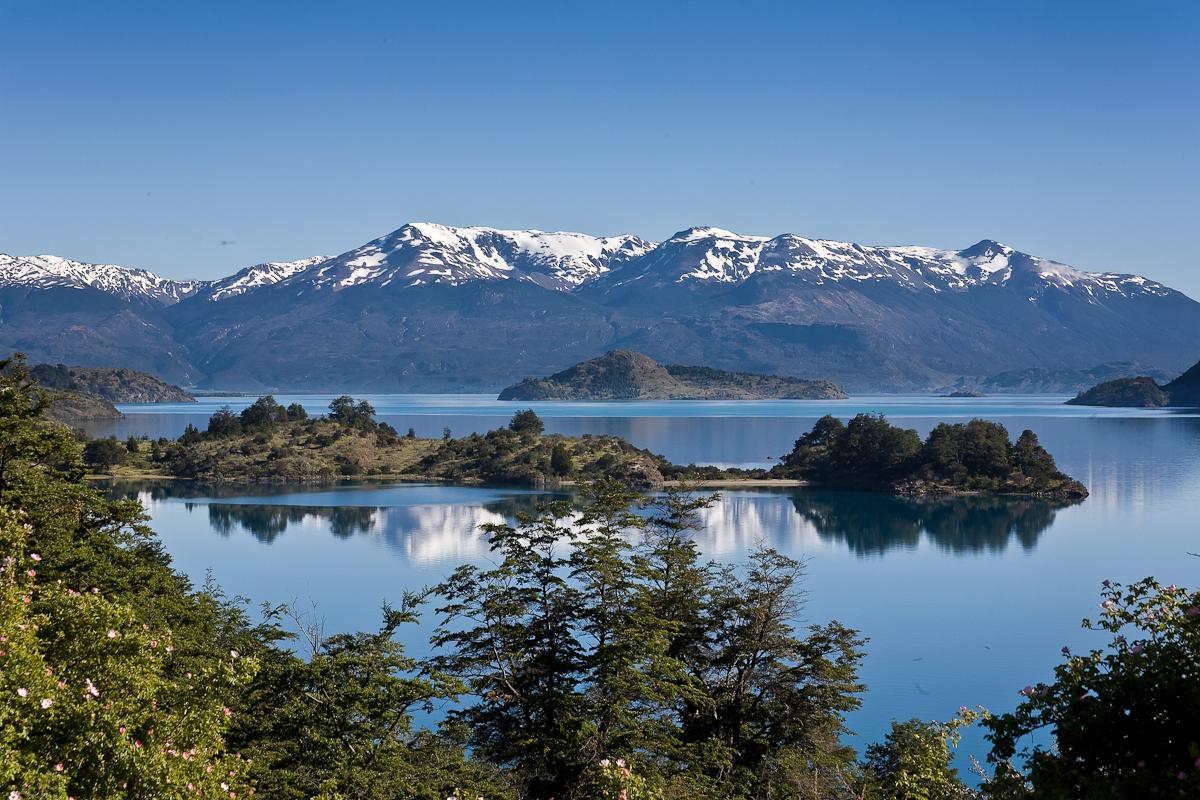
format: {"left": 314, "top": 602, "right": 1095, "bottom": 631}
{"left": 0, "top": 508, "right": 257, "bottom": 799}
{"left": 579, "top": 758, "right": 665, "bottom": 800}
{"left": 984, "top": 577, "right": 1200, "bottom": 798}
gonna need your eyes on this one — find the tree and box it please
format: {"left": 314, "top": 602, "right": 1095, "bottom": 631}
{"left": 83, "top": 437, "right": 126, "bottom": 471}
{"left": 550, "top": 442, "right": 572, "bottom": 476}
{"left": 508, "top": 409, "right": 544, "bottom": 437}
{"left": 285, "top": 403, "right": 308, "bottom": 421}
{"left": 206, "top": 406, "right": 242, "bottom": 436}
{"left": 328, "top": 396, "right": 376, "bottom": 428}
{"left": 0, "top": 508, "right": 258, "bottom": 799}
{"left": 864, "top": 717, "right": 977, "bottom": 800}
{"left": 983, "top": 578, "right": 1200, "bottom": 799}
{"left": 125, "top": 435, "right": 140, "bottom": 454}
{"left": 240, "top": 395, "right": 288, "bottom": 427}
{"left": 0, "top": 354, "right": 81, "bottom": 501}
{"left": 179, "top": 423, "right": 202, "bottom": 445}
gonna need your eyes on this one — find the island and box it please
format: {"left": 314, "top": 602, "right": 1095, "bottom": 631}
{"left": 944, "top": 390, "right": 987, "bottom": 398}
{"left": 88, "top": 394, "right": 1087, "bottom": 498}
{"left": 769, "top": 413, "right": 1088, "bottom": 498}
{"left": 28, "top": 362, "right": 195, "bottom": 425}
{"left": 31, "top": 363, "right": 195, "bottom": 403}
{"left": 497, "top": 350, "right": 847, "bottom": 401}
{"left": 1066, "top": 358, "right": 1200, "bottom": 408}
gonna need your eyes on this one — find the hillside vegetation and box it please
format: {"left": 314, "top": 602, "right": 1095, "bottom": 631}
{"left": 31, "top": 363, "right": 194, "bottom": 403}
{"left": 106, "top": 398, "right": 669, "bottom": 488}
{"left": 498, "top": 349, "right": 847, "bottom": 400}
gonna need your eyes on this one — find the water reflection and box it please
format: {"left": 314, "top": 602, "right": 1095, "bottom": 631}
{"left": 131, "top": 482, "right": 1076, "bottom": 563}
{"left": 789, "top": 492, "right": 1074, "bottom": 556}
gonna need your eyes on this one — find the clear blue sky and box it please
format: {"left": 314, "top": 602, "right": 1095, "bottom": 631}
{"left": 2, "top": 0, "right": 1197, "bottom": 295}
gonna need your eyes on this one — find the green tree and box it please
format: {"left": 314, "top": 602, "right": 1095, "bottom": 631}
{"left": 240, "top": 395, "right": 288, "bottom": 427}
{"left": 508, "top": 409, "right": 545, "bottom": 437}
{"left": 0, "top": 354, "right": 81, "bottom": 502}
{"left": 550, "top": 442, "right": 572, "bottom": 476}
{"left": 125, "top": 435, "right": 141, "bottom": 454}
{"left": 864, "top": 717, "right": 978, "bottom": 800}
{"left": 206, "top": 406, "right": 242, "bottom": 436}
{"left": 83, "top": 437, "right": 127, "bottom": 471}
{"left": 285, "top": 402, "right": 308, "bottom": 421}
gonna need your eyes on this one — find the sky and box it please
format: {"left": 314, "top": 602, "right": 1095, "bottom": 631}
{"left": 2, "top": 0, "right": 1198, "bottom": 295}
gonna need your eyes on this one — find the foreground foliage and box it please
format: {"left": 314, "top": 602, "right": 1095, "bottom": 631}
{"left": 2, "top": 352, "right": 1192, "bottom": 799}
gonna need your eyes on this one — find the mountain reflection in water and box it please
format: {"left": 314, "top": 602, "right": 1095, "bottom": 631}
{"left": 113, "top": 481, "right": 1075, "bottom": 560}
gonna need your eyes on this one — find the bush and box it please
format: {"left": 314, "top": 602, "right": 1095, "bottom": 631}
{"left": 83, "top": 437, "right": 126, "bottom": 470}
{"left": 984, "top": 577, "right": 1200, "bottom": 798}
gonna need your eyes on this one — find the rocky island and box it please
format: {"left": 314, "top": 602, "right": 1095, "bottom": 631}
{"left": 497, "top": 350, "right": 847, "bottom": 401}
{"left": 1066, "top": 358, "right": 1200, "bottom": 408}
{"left": 26, "top": 361, "right": 195, "bottom": 425}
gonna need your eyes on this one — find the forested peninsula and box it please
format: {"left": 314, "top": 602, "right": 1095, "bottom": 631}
{"left": 85, "top": 392, "right": 1085, "bottom": 498}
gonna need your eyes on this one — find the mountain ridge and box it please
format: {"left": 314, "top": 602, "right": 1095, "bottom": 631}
{"left": 3, "top": 222, "right": 1198, "bottom": 391}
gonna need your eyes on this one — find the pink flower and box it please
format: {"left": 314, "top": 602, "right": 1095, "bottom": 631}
{"left": 26, "top": 569, "right": 36, "bottom": 577}
{"left": 106, "top": 629, "right": 117, "bottom": 639}
{"left": 54, "top": 764, "right": 63, "bottom": 772}
{"left": 230, "top": 649, "right": 239, "bottom": 659}
{"left": 1101, "top": 599, "right": 1116, "bottom": 609}
{"left": 16, "top": 688, "right": 28, "bottom": 698}
{"left": 1020, "top": 685, "right": 1035, "bottom": 697}
{"left": 223, "top": 706, "right": 233, "bottom": 718}
{"left": 40, "top": 698, "right": 52, "bottom": 709}
{"left": 1131, "top": 643, "right": 1145, "bottom": 654}
{"left": 1102, "top": 579, "right": 1110, "bottom": 587}
{"left": 119, "top": 726, "right": 126, "bottom": 734}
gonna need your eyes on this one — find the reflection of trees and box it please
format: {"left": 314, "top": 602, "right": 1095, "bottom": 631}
{"left": 207, "top": 505, "right": 378, "bottom": 543}
{"left": 789, "top": 491, "right": 1078, "bottom": 556}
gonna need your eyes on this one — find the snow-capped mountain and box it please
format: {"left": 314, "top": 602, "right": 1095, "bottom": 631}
{"left": 0, "top": 253, "right": 198, "bottom": 304}
{"left": 294, "top": 223, "right": 654, "bottom": 292}
{"left": 200, "top": 256, "right": 330, "bottom": 301}
{"left": 595, "top": 228, "right": 1172, "bottom": 301}
{"left": 2, "top": 222, "right": 1197, "bottom": 391}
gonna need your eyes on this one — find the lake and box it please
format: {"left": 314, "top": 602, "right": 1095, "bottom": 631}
{"left": 96, "top": 395, "right": 1200, "bottom": 770}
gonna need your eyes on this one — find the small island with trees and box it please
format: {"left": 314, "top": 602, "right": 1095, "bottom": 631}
{"left": 768, "top": 414, "right": 1088, "bottom": 498}
{"left": 497, "top": 349, "right": 848, "bottom": 400}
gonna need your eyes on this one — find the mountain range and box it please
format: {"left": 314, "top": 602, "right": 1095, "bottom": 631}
{"left": 3, "top": 223, "right": 1198, "bottom": 391}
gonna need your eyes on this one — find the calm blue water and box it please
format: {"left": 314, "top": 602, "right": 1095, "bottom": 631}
{"left": 98, "top": 395, "right": 1200, "bottom": 771}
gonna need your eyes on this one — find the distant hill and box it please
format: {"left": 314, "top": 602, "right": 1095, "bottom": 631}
{"left": 974, "top": 362, "right": 1177, "bottom": 394}
{"left": 1067, "top": 359, "right": 1200, "bottom": 407}
{"left": 497, "top": 350, "right": 848, "bottom": 400}
{"left": 30, "top": 364, "right": 194, "bottom": 403}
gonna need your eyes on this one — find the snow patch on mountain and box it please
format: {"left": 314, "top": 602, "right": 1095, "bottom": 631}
{"left": 0, "top": 253, "right": 198, "bottom": 304}
{"left": 203, "top": 256, "right": 330, "bottom": 301}
{"left": 298, "top": 223, "right": 655, "bottom": 291}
